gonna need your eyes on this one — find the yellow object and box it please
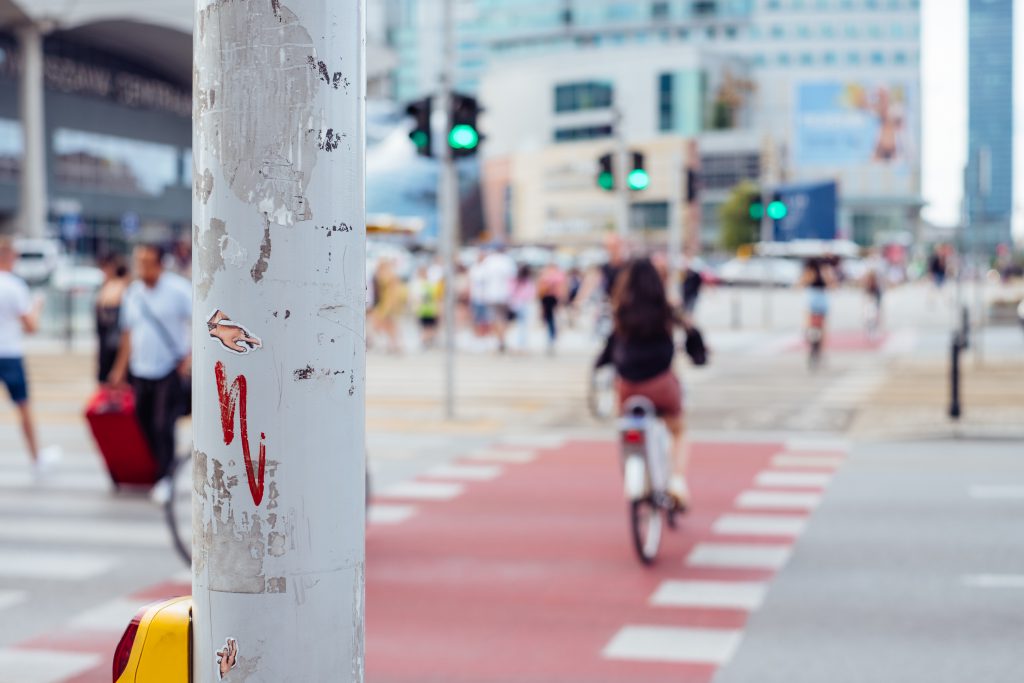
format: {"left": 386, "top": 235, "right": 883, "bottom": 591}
{"left": 115, "top": 597, "right": 192, "bottom": 682}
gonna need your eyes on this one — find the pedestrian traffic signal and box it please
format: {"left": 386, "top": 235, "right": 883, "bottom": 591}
{"left": 597, "top": 153, "right": 615, "bottom": 191}
{"left": 767, "top": 199, "right": 788, "bottom": 221}
{"left": 449, "top": 93, "right": 482, "bottom": 158}
{"left": 406, "top": 96, "right": 433, "bottom": 158}
{"left": 628, "top": 152, "right": 650, "bottom": 191}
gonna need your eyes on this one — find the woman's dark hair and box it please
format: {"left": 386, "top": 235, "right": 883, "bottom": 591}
{"left": 517, "top": 264, "right": 533, "bottom": 281}
{"left": 613, "top": 257, "right": 673, "bottom": 339}
{"left": 98, "top": 252, "right": 129, "bottom": 279}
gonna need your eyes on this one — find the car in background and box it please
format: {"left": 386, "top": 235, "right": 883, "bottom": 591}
{"left": 14, "top": 238, "right": 64, "bottom": 286}
{"left": 717, "top": 257, "right": 802, "bottom": 287}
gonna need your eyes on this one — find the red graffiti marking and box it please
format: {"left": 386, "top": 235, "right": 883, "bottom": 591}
{"left": 215, "top": 361, "right": 267, "bottom": 506}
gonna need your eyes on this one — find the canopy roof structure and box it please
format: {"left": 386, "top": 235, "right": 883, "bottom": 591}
{"left": 0, "top": 0, "right": 191, "bottom": 86}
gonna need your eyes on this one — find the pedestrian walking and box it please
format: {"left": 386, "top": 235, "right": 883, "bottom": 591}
{"left": 0, "top": 237, "right": 57, "bottom": 480}
{"left": 107, "top": 243, "right": 191, "bottom": 503}
{"left": 410, "top": 264, "right": 441, "bottom": 349}
{"left": 369, "top": 259, "right": 407, "bottom": 354}
{"left": 508, "top": 264, "right": 535, "bottom": 352}
{"left": 468, "top": 251, "right": 491, "bottom": 337}
{"left": 95, "top": 253, "right": 129, "bottom": 383}
{"left": 537, "top": 262, "right": 568, "bottom": 354}
{"left": 480, "top": 246, "right": 517, "bottom": 353}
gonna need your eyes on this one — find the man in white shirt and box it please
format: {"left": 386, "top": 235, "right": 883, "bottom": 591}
{"left": 0, "top": 238, "right": 52, "bottom": 478}
{"left": 109, "top": 244, "right": 191, "bottom": 500}
{"left": 480, "top": 246, "right": 516, "bottom": 353}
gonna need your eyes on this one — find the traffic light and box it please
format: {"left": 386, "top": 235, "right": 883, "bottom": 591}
{"left": 686, "top": 169, "right": 700, "bottom": 204}
{"left": 748, "top": 194, "right": 764, "bottom": 221}
{"left": 597, "top": 153, "right": 615, "bottom": 191}
{"left": 406, "top": 96, "right": 432, "bottom": 158}
{"left": 767, "top": 197, "right": 788, "bottom": 221}
{"left": 627, "top": 152, "right": 650, "bottom": 191}
{"left": 449, "top": 93, "right": 482, "bottom": 158}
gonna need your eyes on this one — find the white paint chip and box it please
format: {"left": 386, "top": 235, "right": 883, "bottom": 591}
{"left": 425, "top": 464, "right": 503, "bottom": 481}
{"left": 603, "top": 625, "right": 743, "bottom": 665}
{"left": 650, "top": 580, "right": 767, "bottom": 610}
{"left": 772, "top": 454, "right": 844, "bottom": 469}
{"left": 755, "top": 471, "right": 832, "bottom": 488}
{"left": 0, "top": 649, "right": 102, "bottom": 683}
{"left": 0, "top": 550, "right": 115, "bottom": 581}
{"left": 463, "top": 449, "right": 536, "bottom": 464}
{"left": 377, "top": 481, "right": 464, "bottom": 501}
{"left": 713, "top": 514, "right": 808, "bottom": 537}
{"left": 963, "top": 574, "right": 1024, "bottom": 588}
{"left": 686, "top": 543, "right": 793, "bottom": 570}
{"left": 736, "top": 490, "right": 821, "bottom": 511}
{"left": 968, "top": 486, "right": 1024, "bottom": 500}
{"left": 367, "top": 504, "right": 417, "bottom": 525}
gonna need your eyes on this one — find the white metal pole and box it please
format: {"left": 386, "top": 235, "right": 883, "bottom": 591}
{"left": 192, "top": 1, "right": 365, "bottom": 680}
{"left": 667, "top": 148, "right": 684, "bottom": 306}
{"left": 16, "top": 23, "right": 47, "bottom": 239}
{"left": 614, "top": 108, "right": 631, "bottom": 238}
{"left": 439, "top": 0, "right": 458, "bottom": 419}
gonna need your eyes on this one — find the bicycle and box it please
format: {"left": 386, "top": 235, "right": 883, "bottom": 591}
{"left": 618, "top": 396, "right": 682, "bottom": 565}
{"left": 806, "top": 313, "right": 825, "bottom": 372}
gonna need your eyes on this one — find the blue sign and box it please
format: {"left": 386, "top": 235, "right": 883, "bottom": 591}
{"left": 772, "top": 181, "right": 837, "bottom": 242}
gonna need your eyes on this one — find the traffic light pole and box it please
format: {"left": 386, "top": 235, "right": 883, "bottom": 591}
{"left": 759, "top": 194, "right": 774, "bottom": 329}
{"left": 192, "top": 1, "right": 365, "bottom": 680}
{"left": 613, "top": 108, "right": 631, "bottom": 238}
{"left": 668, "top": 149, "right": 685, "bottom": 306}
{"left": 439, "top": 0, "right": 458, "bottom": 419}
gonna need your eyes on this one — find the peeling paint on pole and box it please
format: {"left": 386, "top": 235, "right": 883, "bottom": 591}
{"left": 192, "top": 0, "right": 366, "bottom": 680}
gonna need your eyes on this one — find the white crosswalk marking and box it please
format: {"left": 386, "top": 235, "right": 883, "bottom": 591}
{"left": 424, "top": 464, "right": 503, "bottom": 481}
{"left": 650, "top": 581, "right": 767, "bottom": 610}
{"left": 368, "top": 504, "right": 417, "bottom": 525}
{"left": 377, "top": 481, "right": 464, "bottom": 501}
{"left": 0, "top": 550, "right": 116, "bottom": 581}
{"left": 0, "top": 591, "right": 27, "bottom": 612}
{"left": 736, "top": 490, "right": 822, "bottom": 510}
{"left": 463, "top": 449, "right": 536, "bottom": 464}
{"left": 772, "top": 454, "right": 844, "bottom": 469}
{"left": 0, "top": 517, "right": 167, "bottom": 547}
{"left": 0, "top": 649, "right": 102, "bottom": 683}
{"left": 755, "top": 471, "right": 832, "bottom": 488}
{"left": 68, "top": 599, "right": 149, "bottom": 631}
{"left": 713, "top": 514, "right": 808, "bottom": 537}
{"left": 686, "top": 543, "right": 793, "bottom": 570}
{"left": 603, "top": 625, "right": 743, "bottom": 665}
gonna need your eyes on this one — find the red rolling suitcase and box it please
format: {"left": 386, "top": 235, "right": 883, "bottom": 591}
{"left": 85, "top": 387, "right": 158, "bottom": 488}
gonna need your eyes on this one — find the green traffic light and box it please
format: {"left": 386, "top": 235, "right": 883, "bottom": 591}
{"left": 598, "top": 172, "right": 615, "bottom": 191}
{"left": 449, "top": 124, "right": 479, "bottom": 150}
{"left": 410, "top": 130, "right": 429, "bottom": 149}
{"left": 749, "top": 202, "right": 764, "bottom": 220}
{"left": 627, "top": 168, "right": 650, "bottom": 192}
{"left": 767, "top": 200, "right": 788, "bottom": 220}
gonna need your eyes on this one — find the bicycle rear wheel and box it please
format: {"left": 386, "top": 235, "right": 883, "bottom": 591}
{"left": 165, "top": 453, "right": 193, "bottom": 566}
{"left": 630, "top": 499, "right": 663, "bottom": 566}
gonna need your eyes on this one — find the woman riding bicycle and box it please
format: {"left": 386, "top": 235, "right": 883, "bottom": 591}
{"left": 801, "top": 257, "right": 837, "bottom": 343}
{"left": 607, "top": 257, "right": 689, "bottom": 508}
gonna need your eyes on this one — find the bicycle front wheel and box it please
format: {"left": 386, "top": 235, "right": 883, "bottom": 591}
{"left": 165, "top": 453, "right": 193, "bottom": 567}
{"left": 630, "top": 499, "right": 663, "bottom": 566}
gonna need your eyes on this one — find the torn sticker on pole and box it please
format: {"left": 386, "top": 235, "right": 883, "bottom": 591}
{"left": 208, "top": 310, "right": 262, "bottom": 354}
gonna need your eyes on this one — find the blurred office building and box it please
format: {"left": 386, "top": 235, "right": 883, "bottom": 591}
{"left": 965, "top": 0, "right": 1014, "bottom": 252}
{"left": 391, "top": 0, "right": 923, "bottom": 249}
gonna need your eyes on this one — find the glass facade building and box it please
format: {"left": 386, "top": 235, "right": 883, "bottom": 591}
{"left": 967, "top": 0, "right": 1014, "bottom": 248}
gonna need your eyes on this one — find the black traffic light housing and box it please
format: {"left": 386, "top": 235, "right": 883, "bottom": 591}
{"left": 597, "top": 153, "right": 615, "bottom": 191}
{"left": 406, "top": 96, "right": 433, "bottom": 158}
{"left": 686, "top": 169, "right": 700, "bottom": 204}
{"left": 449, "top": 93, "right": 483, "bottom": 158}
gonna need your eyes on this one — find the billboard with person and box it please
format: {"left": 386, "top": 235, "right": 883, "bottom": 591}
{"left": 794, "top": 82, "right": 914, "bottom": 170}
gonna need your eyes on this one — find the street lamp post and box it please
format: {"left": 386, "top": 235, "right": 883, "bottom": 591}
{"left": 192, "top": 1, "right": 365, "bottom": 680}
{"left": 439, "top": 0, "right": 458, "bottom": 419}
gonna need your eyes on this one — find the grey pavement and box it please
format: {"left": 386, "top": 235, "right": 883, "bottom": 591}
{"left": 714, "top": 439, "right": 1024, "bottom": 683}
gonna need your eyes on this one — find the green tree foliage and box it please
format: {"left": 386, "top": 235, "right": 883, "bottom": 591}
{"left": 719, "top": 180, "right": 761, "bottom": 252}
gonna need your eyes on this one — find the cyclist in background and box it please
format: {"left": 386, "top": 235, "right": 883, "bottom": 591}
{"left": 605, "top": 258, "right": 689, "bottom": 508}
{"left": 801, "top": 257, "right": 837, "bottom": 344}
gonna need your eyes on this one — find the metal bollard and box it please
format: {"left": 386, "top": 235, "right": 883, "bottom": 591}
{"left": 949, "top": 332, "right": 962, "bottom": 420}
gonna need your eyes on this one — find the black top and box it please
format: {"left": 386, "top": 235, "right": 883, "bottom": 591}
{"left": 96, "top": 304, "right": 121, "bottom": 383}
{"left": 601, "top": 262, "right": 623, "bottom": 299}
{"left": 596, "top": 330, "right": 674, "bottom": 383}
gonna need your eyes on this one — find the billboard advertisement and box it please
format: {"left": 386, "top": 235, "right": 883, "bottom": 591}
{"left": 794, "top": 82, "right": 914, "bottom": 170}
